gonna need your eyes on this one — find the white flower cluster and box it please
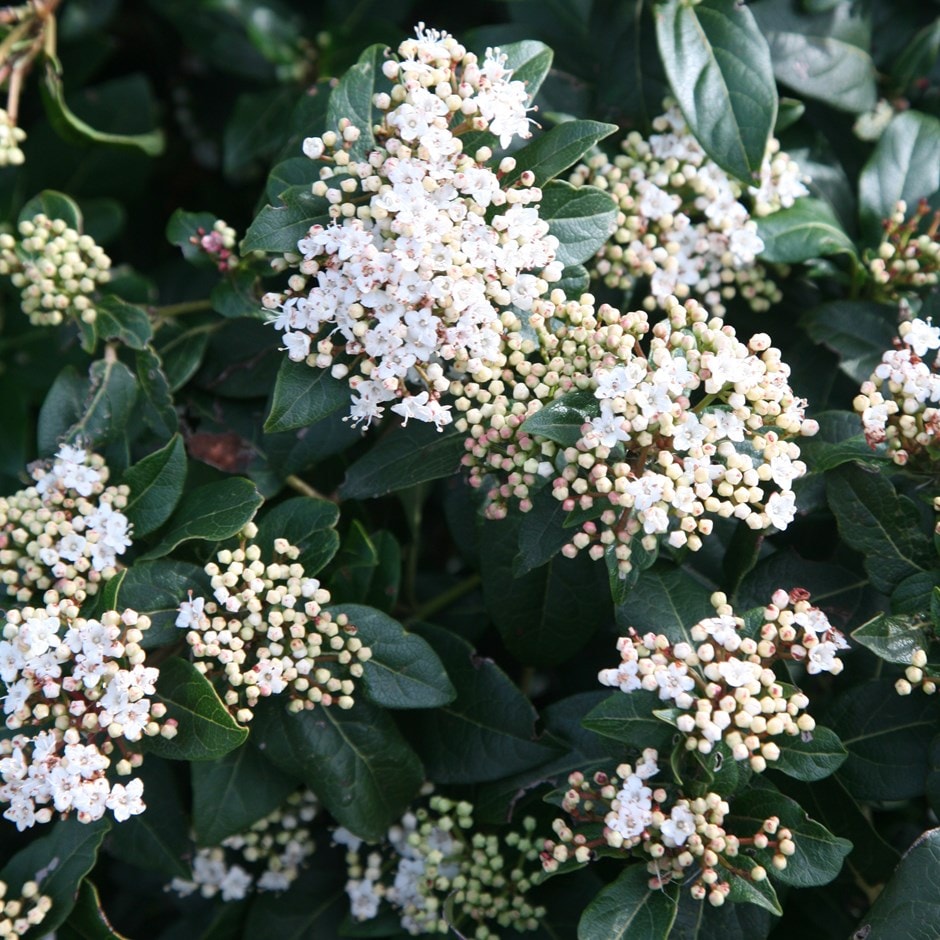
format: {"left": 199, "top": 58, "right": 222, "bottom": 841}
{"left": 341, "top": 795, "right": 544, "bottom": 938}
{"left": 0, "top": 446, "right": 132, "bottom": 606}
{"left": 599, "top": 589, "right": 846, "bottom": 771}
{"left": 571, "top": 102, "right": 807, "bottom": 315}
{"left": 0, "top": 879, "right": 51, "bottom": 939}
{"left": 0, "top": 603, "right": 174, "bottom": 831}
{"left": 865, "top": 199, "right": 940, "bottom": 303}
{"left": 176, "top": 529, "right": 372, "bottom": 723}
{"left": 263, "top": 23, "right": 562, "bottom": 431}
{"left": 169, "top": 789, "right": 319, "bottom": 900}
{"left": 542, "top": 750, "right": 795, "bottom": 906}
{"left": 0, "top": 108, "right": 25, "bottom": 167}
{"left": 457, "top": 293, "right": 818, "bottom": 576}
{"left": 855, "top": 317, "right": 940, "bottom": 465}
{"left": 0, "top": 214, "right": 111, "bottom": 327}
{"left": 191, "top": 219, "right": 238, "bottom": 272}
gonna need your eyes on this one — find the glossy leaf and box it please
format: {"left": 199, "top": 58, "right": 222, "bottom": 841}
{"left": 520, "top": 389, "right": 598, "bottom": 447}
{"left": 332, "top": 603, "right": 455, "bottom": 709}
{"left": 582, "top": 692, "right": 679, "bottom": 753}
{"left": 852, "top": 612, "right": 930, "bottom": 666}
{"left": 93, "top": 296, "right": 152, "bottom": 350}
{"left": 61, "top": 880, "right": 127, "bottom": 940}
{"left": 134, "top": 345, "right": 178, "bottom": 438}
{"left": 19, "top": 189, "right": 83, "bottom": 229}
{"left": 144, "top": 657, "right": 249, "bottom": 761}
{"left": 105, "top": 757, "right": 190, "bottom": 879}
{"left": 826, "top": 463, "right": 933, "bottom": 595}
{"left": 853, "top": 828, "right": 940, "bottom": 939}
{"left": 326, "top": 44, "right": 385, "bottom": 160}
{"left": 859, "top": 110, "right": 940, "bottom": 243}
{"left": 242, "top": 185, "right": 330, "bottom": 253}
{"left": 121, "top": 434, "right": 187, "bottom": 537}
{"left": 801, "top": 301, "right": 897, "bottom": 384}
{"left": 407, "top": 623, "right": 562, "bottom": 783}
{"left": 772, "top": 724, "right": 848, "bottom": 781}
{"left": 616, "top": 565, "right": 715, "bottom": 641}
{"left": 340, "top": 423, "right": 465, "bottom": 499}
{"left": 37, "top": 366, "right": 89, "bottom": 456}
{"left": 140, "top": 477, "right": 263, "bottom": 559}
{"left": 502, "top": 119, "right": 618, "bottom": 187}
{"left": 264, "top": 357, "right": 349, "bottom": 432}
{"left": 41, "top": 63, "right": 164, "bottom": 155}
{"left": 254, "top": 496, "right": 340, "bottom": 575}
{"left": 755, "top": 198, "right": 856, "bottom": 262}
{"left": 539, "top": 181, "right": 617, "bottom": 267}
{"left": 118, "top": 559, "right": 212, "bottom": 649}
{"left": 655, "top": 0, "right": 777, "bottom": 181}
{"left": 827, "top": 679, "right": 940, "bottom": 801}
{"left": 577, "top": 865, "right": 678, "bottom": 939}
{"left": 750, "top": 1, "right": 877, "bottom": 113}
{"left": 192, "top": 742, "right": 298, "bottom": 846}
{"left": 252, "top": 698, "right": 423, "bottom": 841}
{"left": 65, "top": 359, "right": 138, "bottom": 451}
{"left": 0, "top": 818, "right": 110, "bottom": 938}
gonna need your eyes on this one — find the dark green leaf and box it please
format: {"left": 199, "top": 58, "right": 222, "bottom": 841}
{"left": 0, "top": 818, "right": 110, "bottom": 938}
{"left": 480, "top": 514, "right": 611, "bottom": 666}
{"left": 264, "top": 357, "right": 350, "bottom": 433}
{"left": 728, "top": 785, "right": 853, "bottom": 887}
{"left": 134, "top": 345, "right": 178, "bottom": 438}
{"left": 61, "top": 880, "right": 126, "bottom": 940}
{"left": 156, "top": 321, "right": 211, "bottom": 392}
{"left": 724, "top": 866, "right": 782, "bottom": 915}
{"left": 224, "top": 87, "right": 294, "bottom": 178}
{"left": 330, "top": 528, "right": 401, "bottom": 611}
{"left": 616, "top": 565, "right": 715, "bottom": 642}
{"left": 801, "top": 301, "right": 896, "bottom": 385}
{"left": 772, "top": 724, "right": 847, "bottom": 781}
{"left": 94, "top": 296, "right": 152, "bottom": 350}
{"left": 41, "top": 62, "right": 164, "bottom": 155}
{"left": 105, "top": 757, "right": 190, "bottom": 880}
{"left": 656, "top": 0, "right": 777, "bottom": 181}
{"left": 140, "top": 477, "right": 263, "bottom": 559}
{"left": 582, "top": 692, "right": 679, "bottom": 753}
{"left": 65, "top": 359, "right": 138, "bottom": 451}
{"left": 122, "top": 434, "right": 187, "bottom": 537}
{"left": 852, "top": 612, "right": 931, "bottom": 665}
{"left": 242, "top": 185, "right": 330, "bottom": 253}
{"left": 891, "top": 20, "right": 940, "bottom": 96}
{"left": 210, "top": 270, "right": 263, "bottom": 320}
{"left": 192, "top": 742, "right": 298, "bottom": 846}
{"left": 119, "top": 559, "right": 212, "bottom": 649}
{"left": 826, "top": 463, "right": 933, "bottom": 594}
{"left": 750, "top": 1, "right": 877, "bottom": 113}
{"left": 331, "top": 603, "right": 455, "bottom": 709}
{"left": 577, "top": 865, "right": 678, "bottom": 939}
{"left": 539, "top": 181, "right": 617, "bottom": 267}
{"left": 892, "top": 572, "right": 940, "bottom": 616}
{"left": 37, "top": 366, "right": 89, "bottom": 456}
{"left": 407, "top": 623, "right": 562, "bottom": 783}
{"left": 326, "top": 45, "right": 385, "bottom": 161}
{"left": 514, "top": 489, "right": 572, "bottom": 574}
{"left": 19, "top": 189, "right": 83, "bottom": 229}
{"left": 340, "top": 422, "right": 465, "bottom": 500}
{"left": 502, "top": 120, "right": 618, "bottom": 187}
{"left": 853, "top": 828, "right": 940, "bottom": 939}
{"left": 520, "top": 389, "right": 599, "bottom": 446}
{"left": 798, "top": 409, "right": 890, "bottom": 471}
{"left": 145, "top": 657, "right": 248, "bottom": 761}
{"left": 755, "top": 198, "right": 856, "bottom": 262}
{"left": 244, "top": 864, "right": 345, "bottom": 939}
{"left": 255, "top": 496, "right": 340, "bottom": 575}
{"left": 672, "top": 890, "right": 774, "bottom": 940}
{"left": 827, "top": 679, "right": 940, "bottom": 801}
{"left": 859, "top": 110, "right": 940, "bottom": 243}
{"left": 252, "top": 698, "right": 423, "bottom": 841}
{"left": 165, "top": 209, "right": 221, "bottom": 263}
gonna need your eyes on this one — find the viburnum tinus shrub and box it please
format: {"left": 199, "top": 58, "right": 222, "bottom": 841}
{"left": 0, "top": 2, "right": 939, "bottom": 939}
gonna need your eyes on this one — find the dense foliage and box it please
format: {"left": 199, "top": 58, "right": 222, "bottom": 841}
{"left": 0, "top": 1, "right": 939, "bottom": 938}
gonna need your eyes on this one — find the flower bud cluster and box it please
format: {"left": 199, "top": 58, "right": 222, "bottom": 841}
{"left": 0, "top": 602, "right": 174, "bottom": 831}
{"left": 865, "top": 199, "right": 940, "bottom": 302}
{"left": 263, "top": 23, "right": 562, "bottom": 431}
{"left": 169, "top": 789, "right": 319, "bottom": 900}
{"left": 0, "top": 108, "right": 25, "bottom": 167}
{"left": 341, "top": 795, "right": 545, "bottom": 937}
{"left": 0, "top": 879, "right": 51, "bottom": 939}
{"left": 176, "top": 529, "right": 372, "bottom": 723}
{"left": 894, "top": 647, "right": 939, "bottom": 696}
{"left": 0, "top": 445, "right": 132, "bottom": 606}
{"left": 541, "top": 751, "right": 795, "bottom": 905}
{"left": 855, "top": 317, "right": 940, "bottom": 465}
{"left": 570, "top": 102, "right": 807, "bottom": 315}
{"left": 456, "top": 293, "right": 817, "bottom": 576}
{"left": 191, "top": 219, "right": 238, "bottom": 272}
{"left": 0, "top": 214, "right": 111, "bottom": 327}
{"left": 599, "top": 589, "right": 845, "bottom": 769}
